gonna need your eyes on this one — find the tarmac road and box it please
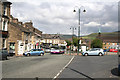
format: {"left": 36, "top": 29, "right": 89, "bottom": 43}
{"left": 2, "top": 53, "right": 73, "bottom": 78}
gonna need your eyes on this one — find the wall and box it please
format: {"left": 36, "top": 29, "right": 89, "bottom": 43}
{"left": 0, "top": 2, "right": 2, "bottom": 49}
{"left": 8, "top": 23, "right": 22, "bottom": 55}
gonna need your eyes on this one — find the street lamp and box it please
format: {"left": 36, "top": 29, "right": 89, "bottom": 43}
{"left": 70, "top": 27, "right": 76, "bottom": 37}
{"left": 70, "top": 27, "right": 76, "bottom": 54}
{"left": 73, "top": 6, "right": 86, "bottom": 55}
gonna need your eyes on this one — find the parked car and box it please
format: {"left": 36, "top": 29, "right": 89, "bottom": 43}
{"left": 44, "top": 48, "right": 51, "bottom": 53}
{"left": 9, "top": 48, "right": 15, "bottom": 56}
{"left": 82, "top": 48, "right": 104, "bottom": 56}
{"left": 118, "top": 64, "right": 120, "bottom": 76}
{"left": 51, "top": 48, "right": 64, "bottom": 54}
{"left": 118, "top": 53, "right": 120, "bottom": 76}
{"left": 0, "top": 49, "right": 9, "bottom": 60}
{"left": 103, "top": 49, "right": 110, "bottom": 52}
{"left": 23, "top": 49, "right": 44, "bottom": 56}
{"left": 109, "top": 49, "right": 118, "bottom": 53}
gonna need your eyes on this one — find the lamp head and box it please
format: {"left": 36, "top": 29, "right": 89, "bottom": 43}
{"left": 73, "top": 9, "right": 76, "bottom": 12}
{"left": 83, "top": 9, "right": 86, "bottom": 12}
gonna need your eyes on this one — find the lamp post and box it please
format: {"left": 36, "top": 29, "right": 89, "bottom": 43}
{"left": 73, "top": 6, "right": 86, "bottom": 55}
{"left": 70, "top": 27, "right": 76, "bottom": 38}
{"left": 70, "top": 27, "right": 76, "bottom": 54}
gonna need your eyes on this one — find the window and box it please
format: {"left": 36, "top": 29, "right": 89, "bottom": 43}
{"left": 3, "top": 21, "right": 6, "bottom": 30}
{"left": 117, "top": 43, "right": 119, "bottom": 45}
{"left": 2, "top": 39, "right": 6, "bottom": 48}
{"left": 25, "top": 44, "right": 27, "bottom": 50}
{"left": 90, "top": 49, "right": 96, "bottom": 51}
{"left": 3, "top": 5, "right": 7, "bottom": 15}
{"left": 33, "top": 49, "right": 36, "bottom": 51}
{"left": 9, "top": 43, "right": 15, "bottom": 50}
{"left": 112, "top": 43, "right": 115, "bottom": 45}
{"left": 104, "top": 43, "right": 106, "bottom": 45}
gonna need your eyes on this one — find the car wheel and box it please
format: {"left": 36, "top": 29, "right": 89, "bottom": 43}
{"left": 84, "top": 53, "right": 88, "bottom": 56}
{"left": 40, "top": 53, "right": 44, "bottom": 56}
{"left": 6, "top": 57, "right": 8, "bottom": 60}
{"left": 27, "top": 53, "right": 30, "bottom": 56}
{"left": 99, "top": 52, "right": 103, "bottom": 56}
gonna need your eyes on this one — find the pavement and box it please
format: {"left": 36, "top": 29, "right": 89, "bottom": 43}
{"left": 63, "top": 52, "right": 118, "bottom": 56}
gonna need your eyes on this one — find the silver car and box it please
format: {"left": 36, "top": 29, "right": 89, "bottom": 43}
{"left": 82, "top": 48, "right": 104, "bottom": 56}
{"left": 44, "top": 48, "right": 51, "bottom": 53}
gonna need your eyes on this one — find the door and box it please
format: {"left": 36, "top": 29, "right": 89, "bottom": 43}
{"left": 36, "top": 49, "right": 40, "bottom": 55}
{"left": 30, "top": 49, "right": 36, "bottom": 55}
{"left": 89, "top": 49, "right": 96, "bottom": 55}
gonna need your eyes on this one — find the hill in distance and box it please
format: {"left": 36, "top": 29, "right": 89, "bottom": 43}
{"left": 82, "top": 31, "right": 120, "bottom": 40}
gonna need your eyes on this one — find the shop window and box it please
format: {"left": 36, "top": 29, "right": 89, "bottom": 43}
{"left": 104, "top": 43, "right": 106, "bottom": 45}
{"left": 117, "top": 43, "right": 119, "bottom": 45}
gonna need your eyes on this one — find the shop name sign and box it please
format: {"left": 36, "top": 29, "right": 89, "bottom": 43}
{"left": 0, "top": 31, "right": 8, "bottom": 38}
{"left": 0, "top": 31, "right": 8, "bottom": 35}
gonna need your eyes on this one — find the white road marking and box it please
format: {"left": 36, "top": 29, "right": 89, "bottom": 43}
{"left": 53, "top": 55, "right": 75, "bottom": 80}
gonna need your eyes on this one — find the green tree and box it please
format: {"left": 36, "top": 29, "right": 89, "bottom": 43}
{"left": 65, "top": 40, "right": 72, "bottom": 46}
{"left": 91, "top": 38, "right": 103, "bottom": 48}
{"left": 72, "top": 37, "right": 79, "bottom": 46}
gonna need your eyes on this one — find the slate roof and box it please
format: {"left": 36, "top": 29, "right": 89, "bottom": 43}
{"left": 99, "top": 35, "right": 119, "bottom": 43}
{"left": 10, "top": 22, "right": 31, "bottom": 33}
{"left": 0, "top": 0, "right": 12, "bottom": 4}
{"left": 42, "top": 34, "right": 63, "bottom": 39}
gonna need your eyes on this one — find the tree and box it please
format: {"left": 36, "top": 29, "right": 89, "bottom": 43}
{"left": 91, "top": 38, "right": 103, "bottom": 48}
{"left": 65, "top": 40, "right": 72, "bottom": 46}
{"left": 72, "top": 37, "right": 79, "bottom": 46}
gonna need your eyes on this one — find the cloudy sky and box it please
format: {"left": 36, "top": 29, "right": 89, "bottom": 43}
{"left": 8, "top": 0, "right": 119, "bottom": 36}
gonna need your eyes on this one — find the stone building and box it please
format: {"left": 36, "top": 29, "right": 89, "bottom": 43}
{"left": 0, "top": 0, "right": 43, "bottom": 56}
{"left": 41, "top": 34, "right": 67, "bottom": 48}
{"left": 23, "top": 21, "right": 42, "bottom": 50}
{"left": 0, "top": 0, "right": 12, "bottom": 50}
{"left": 97, "top": 30, "right": 119, "bottom": 50}
{"left": 8, "top": 16, "right": 31, "bottom": 56}
{"left": 101, "top": 36, "right": 119, "bottom": 50}
{"left": 8, "top": 17, "right": 42, "bottom": 56}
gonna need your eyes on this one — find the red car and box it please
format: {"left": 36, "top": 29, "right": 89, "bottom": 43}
{"left": 109, "top": 49, "right": 118, "bottom": 53}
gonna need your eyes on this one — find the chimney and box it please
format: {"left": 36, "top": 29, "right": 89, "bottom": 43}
{"left": 24, "top": 21, "right": 33, "bottom": 27}
{"left": 18, "top": 22, "right": 23, "bottom": 25}
{"left": 12, "top": 18, "right": 18, "bottom": 24}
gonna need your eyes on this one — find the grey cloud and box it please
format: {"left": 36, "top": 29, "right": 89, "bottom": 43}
{"left": 10, "top": 1, "right": 118, "bottom": 36}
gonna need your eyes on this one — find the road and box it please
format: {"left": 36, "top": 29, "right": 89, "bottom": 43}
{"left": 1, "top": 54, "right": 119, "bottom": 80}
{"left": 58, "top": 55, "right": 119, "bottom": 79}
{"left": 2, "top": 53, "right": 73, "bottom": 78}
